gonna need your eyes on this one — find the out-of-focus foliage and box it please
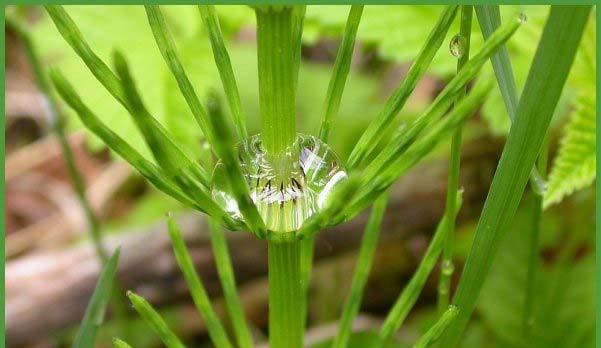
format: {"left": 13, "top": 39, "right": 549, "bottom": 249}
{"left": 545, "top": 15, "right": 596, "bottom": 208}
{"left": 477, "top": 204, "right": 595, "bottom": 348}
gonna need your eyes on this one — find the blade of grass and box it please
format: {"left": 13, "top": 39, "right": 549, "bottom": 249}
{"left": 437, "top": 5, "right": 472, "bottom": 315}
{"left": 439, "top": 6, "right": 591, "bottom": 346}
{"left": 318, "top": 5, "right": 364, "bottom": 142}
{"left": 346, "top": 5, "right": 458, "bottom": 169}
{"left": 72, "top": 248, "right": 120, "bottom": 348}
{"left": 475, "top": 6, "right": 546, "bottom": 194}
{"left": 49, "top": 70, "right": 227, "bottom": 219}
{"left": 357, "top": 15, "right": 522, "bottom": 191}
{"left": 208, "top": 217, "right": 254, "bottom": 348}
{"left": 375, "top": 193, "right": 462, "bottom": 347}
{"left": 205, "top": 96, "right": 266, "bottom": 238}
{"left": 112, "top": 338, "right": 133, "bottom": 348}
{"left": 412, "top": 306, "right": 459, "bottom": 348}
{"left": 344, "top": 79, "right": 491, "bottom": 219}
{"left": 198, "top": 5, "right": 248, "bottom": 140}
{"left": 144, "top": 5, "right": 216, "bottom": 147}
{"left": 127, "top": 291, "right": 186, "bottom": 348}
{"left": 332, "top": 192, "right": 388, "bottom": 348}
{"left": 167, "top": 215, "right": 234, "bottom": 348}
{"left": 6, "top": 16, "right": 109, "bottom": 263}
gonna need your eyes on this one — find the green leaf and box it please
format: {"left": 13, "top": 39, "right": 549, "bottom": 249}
{"left": 412, "top": 306, "right": 459, "bottom": 348}
{"left": 112, "top": 338, "right": 133, "bottom": 348}
{"left": 72, "top": 248, "right": 120, "bottom": 348}
{"left": 439, "top": 6, "right": 592, "bottom": 346}
{"left": 544, "top": 93, "right": 596, "bottom": 207}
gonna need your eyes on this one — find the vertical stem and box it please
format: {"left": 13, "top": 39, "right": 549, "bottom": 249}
{"left": 522, "top": 136, "right": 548, "bottom": 336}
{"left": 437, "top": 5, "right": 472, "bottom": 314}
{"left": 268, "top": 240, "right": 303, "bottom": 348}
{"left": 255, "top": 6, "right": 305, "bottom": 348}
{"left": 256, "top": 6, "right": 298, "bottom": 161}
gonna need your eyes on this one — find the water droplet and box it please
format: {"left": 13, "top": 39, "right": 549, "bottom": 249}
{"left": 212, "top": 134, "right": 348, "bottom": 233}
{"left": 441, "top": 260, "right": 455, "bottom": 276}
{"left": 449, "top": 34, "right": 466, "bottom": 58}
{"left": 518, "top": 12, "right": 528, "bottom": 24}
{"left": 531, "top": 169, "right": 547, "bottom": 195}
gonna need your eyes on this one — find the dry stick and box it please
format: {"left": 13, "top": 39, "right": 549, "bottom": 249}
{"left": 437, "top": 4, "right": 472, "bottom": 315}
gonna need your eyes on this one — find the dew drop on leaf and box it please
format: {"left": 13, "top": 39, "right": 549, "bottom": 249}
{"left": 518, "top": 12, "right": 528, "bottom": 24}
{"left": 449, "top": 34, "right": 466, "bottom": 59}
{"left": 212, "top": 134, "right": 348, "bottom": 233}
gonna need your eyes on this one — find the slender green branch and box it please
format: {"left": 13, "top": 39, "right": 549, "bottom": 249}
{"left": 127, "top": 291, "right": 186, "bottom": 348}
{"left": 332, "top": 193, "right": 388, "bottom": 348}
{"left": 49, "top": 70, "right": 229, "bottom": 221}
{"left": 112, "top": 338, "right": 133, "bottom": 348}
{"left": 6, "top": 16, "right": 108, "bottom": 263}
{"left": 299, "top": 235, "right": 314, "bottom": 330}
{"left": 412, "top": 306, "right": 459, "bottom": 348}
{"left": 343, "top": 79, "right": 492, "bottom": 219}
{"left": 206, "top": 96, "right": 267, "bottom": 238}
{"left": 318, "top": 5, "right": 364, "bottom": 142}
{"left": 208, "top": 218, "right": 254, "bottom": 348}
{"left": 268, "top": 240, "right": 303, "bottom": 348}
{"left": 346, "top": 5, "right": 458, "bottom": 169}
{"left": 198, "top": 5, "right": 248, "bottom": 139}
{"left": 522, "top": 136, "right": 548, "bottom": 337}
{"left": 167, "top": 215, "right": 234, "bottom": 348}
{"left": 437, "top": 5, "right": 472, "bottom": 315}
{"left": 375, "top": 194, "right": 462, "bottom": 347}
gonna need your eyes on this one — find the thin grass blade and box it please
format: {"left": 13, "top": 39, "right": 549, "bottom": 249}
{"left": 412, "top": 306, "right": 459, "bottom": 348}
{"left": 72, "top": 248, "right": 120, "bottom": 348}
{"left": 112, "top": 338, "right": 133, "bottom": 348}
{"left": 375, "top": 194, "right": 462, "bottom": 347}
{"left": 439, "top": 6, "right": 592, "bottom": 346}
{"left": 318, "top": 5, "right": 364, "bottom": 142}
{"left": 475, "top": 5, "right": 545, "bottom": 192}
{"left": 208, "top": 217, "right": 254, "bottom": 348}
{"left": 144, "top": 5, "right": 216, "bottom": 147}
{"left": 346, "top": 5, "right": 458, "bottom": 169}
{"left": 127, "top": 291, "right": 186, "bottom": 348}
{"left": 332, "top": 193, "right": 388, "bottom": 348}
{"left": 167, "top": 215, "right": 234, "bottom": 348}
{"left": 198, "top": 5, "right": 248, "bottom": 140}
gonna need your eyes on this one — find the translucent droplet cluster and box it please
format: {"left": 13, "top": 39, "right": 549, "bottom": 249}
{"left": 449, "top": 34, "right": 466, "bottom": 59}
{"left": 212, "top": 134, "right": 347, "bottom": 232}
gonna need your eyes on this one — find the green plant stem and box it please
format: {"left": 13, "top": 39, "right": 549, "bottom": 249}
{"left": 6, "top": 16, "right": 109, "bottom": 263}
{"left": 522, "top": 136, "right": 548, "bottom": 337}
{"left": 437, "top": 5, "right": 472, "bottom": 315}
{"left": 198, "top": 5, "right": 248, "bottom": 140}
{"left": 412, "top": 306, "right": 459, "bottom": 348}
{"left": 255, "top": 6, "right": 298, "bottom": 161}
{"left": 299, "top": 235, "right": 314, "bottom": 330}
{"left": 318, "top": 5, "right": 364, "bottom": 142}
{"left": 167, "top": 216, "right": 234, "bottom": 348}
{"left": 439, "top": 6, "right": 591, "bottom": 346}
{"left": 332, "top": 193, "right": 388, "bottom": 348}
{"left": 268, "top": 240, "right": 304, "bottom": 348}
{"left": 208, "top": 218, "right": 254, "bottom": 348}
{"left": 127, "top": 291, "right": 186, "bottom": 348}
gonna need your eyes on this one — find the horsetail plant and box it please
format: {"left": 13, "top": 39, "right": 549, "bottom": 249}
{"left": 40, "top": 4, "right": 589, "bottom": 347}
